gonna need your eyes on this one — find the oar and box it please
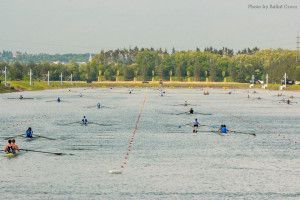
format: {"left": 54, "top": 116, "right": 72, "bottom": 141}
{"left": 178, "top": 123, "right": 191, "bottom": 128}
{"left": 57, "top": 121, "right": 81, "bottom": 126}
{"left": 20, "top": 149, "right": 74, "bottom": 156}
{"left": 35, "top": 135, "right": 56, "bottom": 140}
{"left": 230, "top": 130, "right": 256, "bottom": 136}
{"left": 175, "top": 112, "right": 188, "bottom": 115}
{"left": 45, "top": 100, "right": 57, "bottom": 102}
{"left": 201, "top": 124, "right": 219, "bottom": 129}
{"left": 101, "top": 106, "right": 112, "bottom": 109}
{"left": 194, "top": 130, "right": 216, "bottom": 133}
{"left": 4, "top": 134, "right": 23, "bottom": 140}
{"left": 195, "top": 112, "right": 212, "bottom": 116}
{"left": 89, "top": 122, "right": 115, "bottom": 126}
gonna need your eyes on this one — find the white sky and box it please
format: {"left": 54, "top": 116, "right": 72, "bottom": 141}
{"left": 0, "top": 0, "right": 299, "bottom": 53}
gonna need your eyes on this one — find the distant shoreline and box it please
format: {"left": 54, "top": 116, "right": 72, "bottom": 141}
{"left": 1, "top": 81, "right": 300, "bottom": 94}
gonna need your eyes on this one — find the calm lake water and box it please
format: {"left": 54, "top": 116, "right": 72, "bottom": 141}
{"left": 0, "top": 88, "right": 299, "bottom": 199}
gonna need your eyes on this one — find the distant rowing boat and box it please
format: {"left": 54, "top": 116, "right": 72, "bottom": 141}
{"left": 4, "top": 152, "right": 18, "bottom": 158}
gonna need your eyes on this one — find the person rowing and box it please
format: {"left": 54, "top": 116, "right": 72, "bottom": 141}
{"left": 184, "top": 101, "right": 188, "bottom": 106}
{"left": 25, "top": 127, "right": 33, "bottom": 138}
{"left": 192, "top": 118, "right": 200, "bottom": 133}
{"left": 82, "top": 116, "right": 88, "bottom": 125}
{"left": 4, "top": 139, "right": 19, "bottom": 154}
{"left": 11, "top": 139, "right": 20, "bottom": 152}
{"left": 287, "top": 99, "right": 291, "bottom": 105}
{"left": 97, "top": 102, "right": 101, "bottom": 109}
{"left": 4, "top": 139, "right": 14, "bottom": 154}
{"left": 218, "top": 124, "right": 229, "bottom": 136}
{"left": 19, "top": 95, "right": 23, "bottom": 100}
{"left": 57, "top": 97, "right": 61, "bottom": 102}
{"left": 189, "top": 108, "right": 194, "bottom": 114}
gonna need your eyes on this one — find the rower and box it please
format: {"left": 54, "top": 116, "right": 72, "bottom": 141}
{"left": 82, "top": 116, "right": 88, "bottom": 125}
{"left": 287, "top": 99, "right": 291, "bottom": 104}
{"left": 25, "top": 127, "right": 33, "bottom": 138}
{"left": 189, "top": 108, "right": 194, "bottom": 114}
{"left": 19, "top": 95, "right": 23, "bottom": 99}
{"left": 57, "top": 97, "right": 61, "bottom": 102}
{"left": 97, "top": 102, "right": 101, "bottom": 109}
{"left": 184, "top": 101, "right": 188, "bottom": 106}
{"left": 219, "top": 124, "right": 228, "bottom": 136}
{"left": 79, "top": 93, "right": 83, "bottom": 97}
{"left": 192, "top": 118, "right": 200, "bottom": 133}
{"left": 11, "top": 139, "right": 20, "bottom": 152}
{"left": 4, "top": 140, "right": 15, "bottom": 154}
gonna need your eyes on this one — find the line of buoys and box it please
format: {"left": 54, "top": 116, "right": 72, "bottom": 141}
{"left": 109, "top": 94, "right": 147, "bottom": 174}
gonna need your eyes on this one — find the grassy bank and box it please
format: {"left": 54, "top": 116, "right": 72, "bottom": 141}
{"left": 0, "top": 84, "right": 17, "bottom": 93}
{"left": 0, "top": 81, "right": 299, "bottom": 94}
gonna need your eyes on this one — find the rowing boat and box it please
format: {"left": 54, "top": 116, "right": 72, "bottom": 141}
{"left": 4, "top": 152, "right": 18, "bottom": 158}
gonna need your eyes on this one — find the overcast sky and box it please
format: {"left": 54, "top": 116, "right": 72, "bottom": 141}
{"left": 0, "top": 0, "right": 299, "bottom": 53}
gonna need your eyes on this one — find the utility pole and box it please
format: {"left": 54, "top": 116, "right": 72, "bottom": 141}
{"left": 266, "top": 74, "right": 269, "bottom": 87}
{"left": 297, "top": 32, "right": 300, "bottom": 62}
{"left": 29, "top": 69, "right": 32, "bottom": 86}
{"left": 47, "top": 71, "right": 50, "bottom": 86}
{"left": 284, "top": 73, "right": 287, "bottom": 88}
{"left": 70, "top": 74, "right": 73, "bottom": 84}
{"left": 60, "top": 72, "right": 63, "bottom": 85}
{"left": 4, "top": 66, "right": 7, "bottom": 86}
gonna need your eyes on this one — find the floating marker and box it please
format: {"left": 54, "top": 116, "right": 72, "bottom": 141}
{"left": 109, "top": 170, "right": 122, "bottom": 174}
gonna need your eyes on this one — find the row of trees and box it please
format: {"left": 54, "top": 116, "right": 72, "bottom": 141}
{"left": 0, "top": 48, "right": 299, "bottom": 83}
{"left": 0, "top": 50, "right": 90, "bottom": 63}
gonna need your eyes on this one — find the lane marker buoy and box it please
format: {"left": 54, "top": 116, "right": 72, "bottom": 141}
{"left": 109, "top": 94, "right": 147, "bottom": 174}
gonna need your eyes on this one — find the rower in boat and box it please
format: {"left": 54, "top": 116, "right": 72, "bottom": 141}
{"left": 97, "top": 102, "right": 101, "bottom": 109}
{"left": 57, "top": 97, "right": 61, "bottom": 102}
{"left": 4, "top": 139, "right": 19, "bottom": 154}
{"left": 82, "top": 116, "right": 88, "bottom": 125}
{"left": 184, "top": 101, "right": 188, "bottom": 106}
{"left": 192, "top": 118, "right": 200, "bottom": 133}
{"left": 189, "top": 108, "right": 194, "bottom": 114}
{"left": 25, "top": 127, "right": 33, "bottom": 138}
{"left": 11, "top": 139, "right": 20, "bottom": 152}
{"left": 287, "top": 99, "right": 291, "bottom": 105}
{"left": 79, "top": 93, "right": 83, "bottom": 97}
{"left": 4, "top": 139, "right": 14, "bottom": 154}
{"left": 218, "top": 124, "right": 229, "bottom": 136}
{"left": 19, "top": 95, "right": 24, "bottom": 99}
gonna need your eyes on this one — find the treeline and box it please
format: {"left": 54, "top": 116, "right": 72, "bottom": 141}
{"left": 0, "top": 48, "right": 299, "bottom": 83}
{"left": 0, "top": 50, "right": 90, "bottom": 63}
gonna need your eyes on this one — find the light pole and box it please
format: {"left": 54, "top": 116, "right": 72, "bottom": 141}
{"left": 4, "top": 66, "right": 7, "bottom": 86}
{"left": 47, "top": 71, "right": 50, "bottom": 86}
{"left": 29, "top": 69, "right": 32, "bottom": 86}
{"left": 60, "top": 72, "right": 63, "bottom": 85}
